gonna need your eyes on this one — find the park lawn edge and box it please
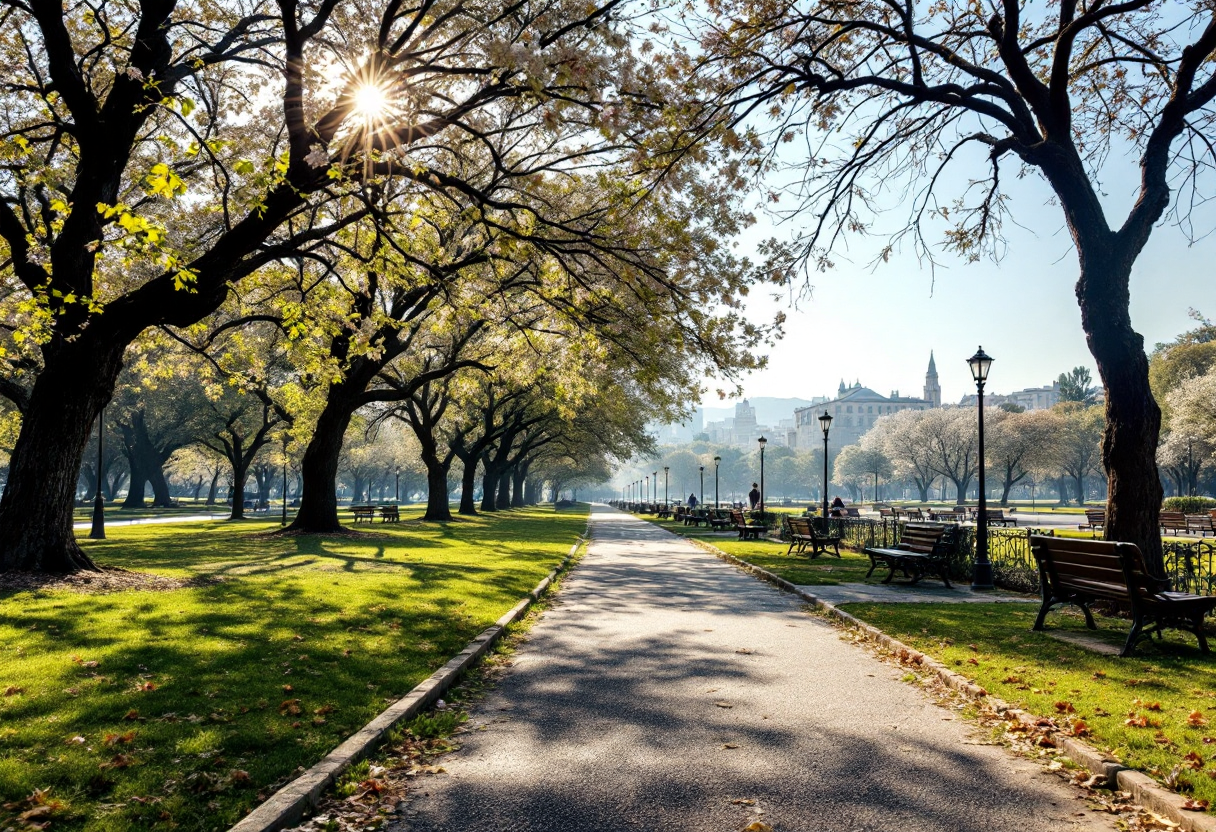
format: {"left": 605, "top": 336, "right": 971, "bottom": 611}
{"left": 638, "top": 514, "right": 1216, "bottom": 831}
{"left": 228, "top": 532, "right": 589, "bottom": 832}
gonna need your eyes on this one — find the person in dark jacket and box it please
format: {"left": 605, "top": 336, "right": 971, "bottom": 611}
{"left": 748, "top": 483, "right": 761, "bottom": 510}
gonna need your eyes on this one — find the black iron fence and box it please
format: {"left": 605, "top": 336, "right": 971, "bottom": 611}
{"left": 807, "top": 517, "right": 1216, "bottom": 597}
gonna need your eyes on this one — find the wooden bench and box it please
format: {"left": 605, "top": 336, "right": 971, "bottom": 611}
{"left": 730, "top": 509, "right": 766, "bottom": 541}
{"left": 351, "top": 505, "right": 376, "bottom": 523}
{"left": 785, "top": 516, "right": 842, "bottom": 558}
{"left": 1187, "top": 514, "right": 1216, "bottom": 537}
{"left": 1029, "top": 535, "right": 1216, "bottom": 657}
{"left": 1159, "top": 510, "right": 1188, "bottom": 535}
{"left": 928, "top": 508, "right": 963, "bottom": 522}
{"left": 1079, "top": 508, "right": 1105, "bottom": 531}
{"left": 656, "top": 505, "right": 671, "bottom": 519}
{"left": 895, "top": 507, "right": 925, "bottom": 521}
{"left": 378, "top": 505, "right": 400, "bottom": 522}
{"left": 707, "top": 509, "right": 733, "bottom": 531}
{"left": 982, "top": 508, "right": 1016, "bottom": 527}
{"left": 863, "top": 523, "right": 954, "bottom": 588}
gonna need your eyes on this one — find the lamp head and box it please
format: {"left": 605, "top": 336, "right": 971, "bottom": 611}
{"left": 818, "top": 410, "right": 833, "bottom": 437}
{"left": 713, "top": 455, "right": 721, "bottom": 464}
{"left": 967, "top": 346, "right": 993, "bottom": 384}
{"left": 699, "top": 465, "right": 704, "bottom": 472}
{"left": 664, "top": 466, "right": 669, "bottom": 473}
{"left": 758, "top": 436, "right": 767, "bottom": 448}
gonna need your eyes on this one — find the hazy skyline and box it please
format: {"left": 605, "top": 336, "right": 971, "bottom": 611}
{"left": 702, "top": 148, "right": 1213, "bottom": 411}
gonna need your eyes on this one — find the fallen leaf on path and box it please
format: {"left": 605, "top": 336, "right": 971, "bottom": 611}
{"left": 714, "top": 702, "right": 733, "bottom": 709}
{"left": 1181, "top": 799, "right": 1210, "bottom": 811}
{"left": 735, "top": 648, "right": 753, "bottom": 654}
{"left": 742, "top": 822, "right": 773, "bottom": 832}
{"left": 730, "top": 798, "right": 755, "bottom": 805}
{"left": 722, "top": 743, "right": 739, "bottom": 749}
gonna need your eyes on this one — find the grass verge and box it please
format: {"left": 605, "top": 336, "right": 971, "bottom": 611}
{"left": 0, "top": 505, "right": 587, "bottom": 832}
{"left": 833, "top": 603, "right": 1216, "bottom": 812}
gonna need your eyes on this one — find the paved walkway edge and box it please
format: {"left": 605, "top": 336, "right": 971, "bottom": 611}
{"left": 228, "top": 533, "right": 587, "bottom": 832}
{"left": 678, "top": 533, "right": 1216, "bottom": 832}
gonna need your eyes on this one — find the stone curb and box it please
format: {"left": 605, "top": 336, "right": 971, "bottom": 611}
{"left": 671, "top": 530, "right": 1216, "bottom": 832}
{"left": 228, "top": 534, "right": 587, "bottom": 832}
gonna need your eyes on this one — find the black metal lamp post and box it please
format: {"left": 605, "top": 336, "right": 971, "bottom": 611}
{"left": 968, "top": 346, "right": 995, "bottom": 591}
{"left": 819, "top": 411, "right": 832, "bottom": 527}
{"left": 699, "top": 466, "right": 704, "bottom": 506}
{"left": 663, "top": 466, "right": 669, "bottom": 506}
{"left": 395, "top": 466, "right": 400, "bottom": 502}
{"left": 713, "top": 456, "right": 721, "bottom": 508}
{"left": 645, "top": 475, "right": 649, "bottom": 506}
{"left": 89, "top": 407, "right": 106, "bottom": 540}
{"left": 652, "top": 471, "right": 657, "bottom": 504}
{"left": 281, "top": 433, "right": 289, "bottom": 527}
{"left": 757, "top": 436, "right": 767, "bottom": 515}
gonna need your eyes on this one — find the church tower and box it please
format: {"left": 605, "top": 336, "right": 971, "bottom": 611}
{"left": 924, "top": 352, "right": 941, "bottom": 407}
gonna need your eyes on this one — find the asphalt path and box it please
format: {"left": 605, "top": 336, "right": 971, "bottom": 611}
{"left": 392, "top": 504, "right": 1114, "bottom": 832}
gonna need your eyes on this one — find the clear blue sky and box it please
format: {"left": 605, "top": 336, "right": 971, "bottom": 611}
{"left": 702, "top": 148, "right": 1215, "bottom": 410}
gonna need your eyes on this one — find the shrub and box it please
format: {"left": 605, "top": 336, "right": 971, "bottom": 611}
{"left": 1161, "top": 496, "right": 1216, "bottom": 514}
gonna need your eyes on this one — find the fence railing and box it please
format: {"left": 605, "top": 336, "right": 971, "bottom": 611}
{"left": 808, "top": 517, "right": 1215, "bottom": 596}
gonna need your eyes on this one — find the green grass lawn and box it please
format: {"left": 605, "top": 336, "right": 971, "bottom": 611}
{"left": 0, "top": 506, "right": 586, "bottom": 831}
{"left": 837, "top": 602, "right": 1216, "bottom": 810}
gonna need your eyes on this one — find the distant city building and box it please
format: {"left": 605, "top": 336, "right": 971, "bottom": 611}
{"left": 794, "top": 355, "right": 939, "bottom": 450}
{"left": 958, "top": 380, "right": 1060, "bottom": 410}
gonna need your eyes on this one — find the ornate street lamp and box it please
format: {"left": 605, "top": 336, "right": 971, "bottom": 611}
{"left": 89, "top": 407, "right": 106, "bottom": 540}
{"left": 663, "top": 466, "right": 669, "bottom": 507}
{"left": 652, "top": 471, "right": 658, "bottom": 504}
{"left": 819, "top": 411, "right": 832, "bottom": 528}
{"left": 395, "top": 466, "right": 400, "bottom": 502}
{"left": 968, "top": 346, "right": 995, "bottom": 591}
{"left": 713, "top": 456, "right": 721, "bottom": 508}
{"left": 699, "top": 465, "right": 704, "bottom": 506}
{"left": 644, "top": 474, "right": 649, "bottom": 506}
{"left": 757, "top": 436, "right": 767, "bottom": 515}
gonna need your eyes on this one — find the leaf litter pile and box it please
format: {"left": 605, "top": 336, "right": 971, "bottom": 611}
{"left": 841, "top": 628, "right": 1210, "bottom": 831}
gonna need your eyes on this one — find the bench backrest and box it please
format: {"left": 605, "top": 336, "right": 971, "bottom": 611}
{"left": 1187, "top": 514, "right": 1213, "bottom": 528}
{"left": 1160, "top": 510, "right": 1186, "bottom": 524}
{"left": 1029, "top": 535, "right": 1167, "bottom": 603}
{"left": 788, "top": 516, "right": 811, "bottom": 536}
{"left": 730, "top": 509, "right": 746, "bottom": 524}
{"left": 897, "top": 523, "right": 948, "bottom": 554}
{"left": 983, "top": 509, "right": 1005, "bottom": 520}
{"left": 1085, "top": 509, "right": 1106, "bottom": 523}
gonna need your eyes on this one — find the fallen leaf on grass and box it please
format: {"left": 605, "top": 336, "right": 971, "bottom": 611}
{"left": 135, "top": 681, "right": 157, "bottom": 692}
{"left": 1054, "top": 701, "right": 1076, "bottom": 714}
{"left": 966, "top": 657, "right": 979, "bottom": 666}
{"left": 314, "top": 704, "right": 335, "bottom": 715}
{"left": 103, "top": 731, "right": 135, "bottom": 746}
{"left": 1069, "top": 719, "right": 1091, "bottom": 737}
{"left": 279, "top": 699, "right": 302, "bottom": 716}
{"left": 3, "top": 686, "right": 23, "bottom": 697}
{"left": 122, "top": 709, "right": 141, "bottom": 721}
{"left": 100, "top": 753, "right": 133, "bottom": 770}
{"left": 1183, "top": 752, "right": 1205, "bottom": 770}
{"left": 282, "top": 685, "right": 293, "bottom": 693}
{"left": 1186, "top": 710, "right": 1209, "bottom": 727}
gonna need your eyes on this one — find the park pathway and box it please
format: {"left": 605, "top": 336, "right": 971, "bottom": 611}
{"left": 390, "top": 505, "right": 1113, "bottom": 832}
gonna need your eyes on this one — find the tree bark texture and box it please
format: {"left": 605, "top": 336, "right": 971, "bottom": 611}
{"left": 457, "top": 459, "right": 479, "bottom": 515}
{"left": 480, "top": 467, "right": 498, "bottom": 512}
{"left": 1074, "top": 245, "right": 1165, "bottom": 573}
{"left": 288, "top": 392, "right": 356, "bottom": 533}
{"left": 496, "top": 470, "right": 511, "bottom": 510}
{"left": 0, "top": 342, "right": 125, "bottom": 571}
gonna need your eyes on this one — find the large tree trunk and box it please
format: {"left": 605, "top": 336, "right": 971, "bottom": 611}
{"left": 511, "top": 464, "right": 528, "bottom": 508}
{"left": 496, "top": 470, "right": 512, "bottom": 510}
{"left": 480, "top": 468, "right": 498, "bottom": 512}
{"left": 0, "top": 344, "right": 125, "bottom": 571}
{"left": 418, "top": 436, "right": 452, "bottom": 521}
{"left": 1076, "top": 249, "right": 1165, "bottom": 574}
{"left": 288, "top": 394, "right": 356, "bottom": 533}
{"left": 229, "top": 467, "right": 250, "bottom": 520}
{"left": 458, "top": 458, "right": 479, "bottom": 515}
{"left": 205, "top": 470, "right": 220, "bottom": 506}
